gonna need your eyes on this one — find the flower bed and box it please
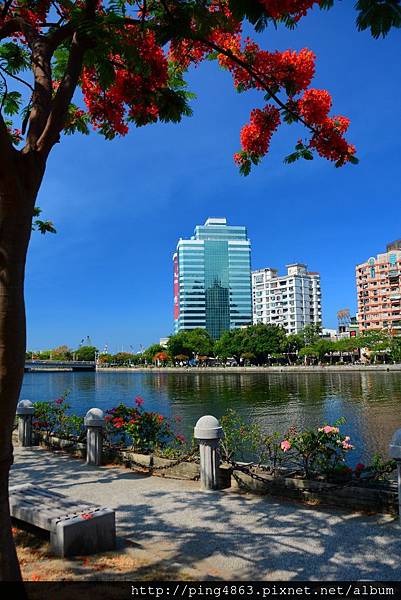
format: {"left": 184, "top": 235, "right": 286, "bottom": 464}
{"left": 232, "top": 466, "right": 398, "bottom": 514}
{"left": 31, "top": 395, "right": 199, "bottom": 479}
{"left": 27, "top": 400, "right": 398, "bottom": 514}
{"left": 221, "top": 409, "right": 398, "bottom": 514}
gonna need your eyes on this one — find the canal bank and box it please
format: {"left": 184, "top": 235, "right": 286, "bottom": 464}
{"left": 96, "top": 364, "right": 401, "bottom": 373}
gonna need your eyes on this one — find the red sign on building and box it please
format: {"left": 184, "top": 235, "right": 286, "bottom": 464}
{"left": 173, "top": 254, "right": 179, "bottom": 321}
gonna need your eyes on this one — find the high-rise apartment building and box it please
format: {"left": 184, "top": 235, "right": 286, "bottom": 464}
{"left": 173, "top": 218, "right": 252, "bottom": 339}
{"left": 252, "top": 264, "right": 322, "bottom": 334}
{"left": 356, "top": 245, "right": 401, "bottom": 333}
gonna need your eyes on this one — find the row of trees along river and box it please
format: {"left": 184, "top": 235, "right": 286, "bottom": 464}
{"left": 26, "top": 325, "right": 401, "bottom": 367}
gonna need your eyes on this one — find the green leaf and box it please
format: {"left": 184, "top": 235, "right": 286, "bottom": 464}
{"left": 284, "top": 151, "right": 301, "bottom": 164}
{"left": 282, "top": 109, "right": 299, "bottom": 124}
{"left": 53, "top": 47, "right": 70, "bottom": 81}
{"left": 156, "top": 89, "right": 193, "bottom": 124}
{"left": 96, "top": 59, "right": 116, "bottom": 90}
{"left": 63, "top": 104, "right": 90, "bottom": 136}
{"left": 2, "top": 91, "right": 22, "bottom": 116}
{"left": 302, "top": 149, "right": 314, "bottom": 161}
{"left": 239, "top": 160, "right": 251, "bottom": 176}
{"left": 0, "top": 42, "right": 30, "bottom": 74}
{"left": 355, "top": 0, "right": 401, "bottom": 38}
{"left": 34, "top": 220, "right": 57, "bottom": 235}
{"left": 348, "top": 154, "right": 360, "bottom": 165}
{"left": 229, "top": 0, "right": 271, "bottom": 30}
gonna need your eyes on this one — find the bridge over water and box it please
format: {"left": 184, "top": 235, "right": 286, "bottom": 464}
{"left": 25, "top": 360, "right": 96, "bottom": 372}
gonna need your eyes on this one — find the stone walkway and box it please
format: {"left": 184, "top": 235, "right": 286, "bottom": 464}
{"left": 10, "top": 446, "right": 401, "bottom": 581}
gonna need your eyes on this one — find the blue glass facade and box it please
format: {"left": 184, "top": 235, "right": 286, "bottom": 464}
{"left": 174, "top": 218, "right": 252, "bottom": 339}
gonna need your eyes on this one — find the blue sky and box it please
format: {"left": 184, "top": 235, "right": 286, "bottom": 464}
{"left": 25, "top": 3, "right": 401, "bottom": 353}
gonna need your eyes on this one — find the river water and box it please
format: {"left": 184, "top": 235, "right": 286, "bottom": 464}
{"left": 20, "top": 370, "right": 401, "bottom": 465}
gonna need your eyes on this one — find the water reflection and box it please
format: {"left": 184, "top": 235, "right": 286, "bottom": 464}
{"left": 21, "top": 371, "right": 401, "bottom": 464}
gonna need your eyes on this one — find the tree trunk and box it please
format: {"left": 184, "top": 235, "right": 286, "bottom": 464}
{"left": 0, "top": 151, "right": 43, "bottom": 581}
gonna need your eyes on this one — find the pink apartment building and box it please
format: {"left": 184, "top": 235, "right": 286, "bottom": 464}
{"left": 356, "top": 240, "right": 401, "bottom": 333}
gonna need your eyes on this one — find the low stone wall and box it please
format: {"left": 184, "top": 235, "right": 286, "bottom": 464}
{"left": 233, "top": 468, "right": 398, "bottom": 515}
{"left": 33, "top": 431, "right": 87, "bottom": 458}
{"left": 116, "top": 449, "right": 200, "bottom": 480}
{"left": 32, "top": 431, "right": 200, "bottom": 480}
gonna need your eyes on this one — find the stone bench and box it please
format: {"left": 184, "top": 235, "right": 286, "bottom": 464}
{"left": 9, "top": 483, "right": 116, "bottom": 557}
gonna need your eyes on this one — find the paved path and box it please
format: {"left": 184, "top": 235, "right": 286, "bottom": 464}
{"left": 10, "top": 447, "right": 401, "bottom": 581}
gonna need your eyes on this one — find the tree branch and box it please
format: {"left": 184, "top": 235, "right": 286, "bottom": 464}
{"left": 0, "top": 110, "right": 15, "bottom": 172}
{"left": 33, "top": 0, "right": 99, "bottom": 155}
{"left": 35, "top": 33, "right": 85, "bottom": 155}
{"left": 0, "top": 68, "right": 7, "bottom": 111}
{"left": 47, "top": 23, "right": 75, "bottom": 53}
{"left": 195, "top": 36, "right": 318, "bottom": 135}
{"left": 0, "top": 65, "right": 34, "bottom": 91}
{"left": 1, "top": 0, "right": 13, "bottom": 20}
{"left": 24, "top": 37, "right": 53, "bottom": 151}
{"left": 0, "top": 18, "right": 21, "bottom": 41}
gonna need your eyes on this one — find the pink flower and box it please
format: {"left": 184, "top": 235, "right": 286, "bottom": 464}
{"left": 342, "top": 440, "right": 353, "bottom": 450}
{"left": 176, "top": 434, "right": 186, "bottom": 444}
{"left": 135, "top": 396, "right": 144, "bottom": 407}
{"left": 319, "top": 425, "right": 339, "bottom": 434}
{"left": 55, "top": 398, "right": 64, "bottom": 405}
{"left": 281, "top": 440, "right": 291, "bottom": 452}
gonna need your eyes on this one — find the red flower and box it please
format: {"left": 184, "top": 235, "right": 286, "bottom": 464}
{"left": 259, "top": 0, "right": 320, "bottom": 22}
{"left": 239, "top": 105, "right": 281, "bottom": 157}
{"left": 298, "top": 88, "right": 332, "bottom": 125}
{"left": 135, "top": 396, "right": 144, "bottom": 407}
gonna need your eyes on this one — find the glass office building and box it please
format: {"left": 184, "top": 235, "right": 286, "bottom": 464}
{"left": 173, "top": 218, "right": 252, "bottom": 339}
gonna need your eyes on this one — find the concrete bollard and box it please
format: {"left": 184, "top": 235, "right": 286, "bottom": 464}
{"left": 194, "top": 415, "right": 224, "bottom": 491}
{"left": 84, "top": 408, "right": 105, "bottom": 466}
{"left": 389, "top": 428, "right": 401, "bottom": 525}
{"left": 16, "top": 400, "right": 35, "bottom": 447}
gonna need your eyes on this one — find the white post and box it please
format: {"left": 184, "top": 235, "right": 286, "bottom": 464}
{"left": 16, "top": 400, "right": 35, "bottom": 446}
{"left": 194, "top": 415, "right": 224, "bottom": 491}
{"left": 84, "top": 408, "right": 105, "bottom": 466}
